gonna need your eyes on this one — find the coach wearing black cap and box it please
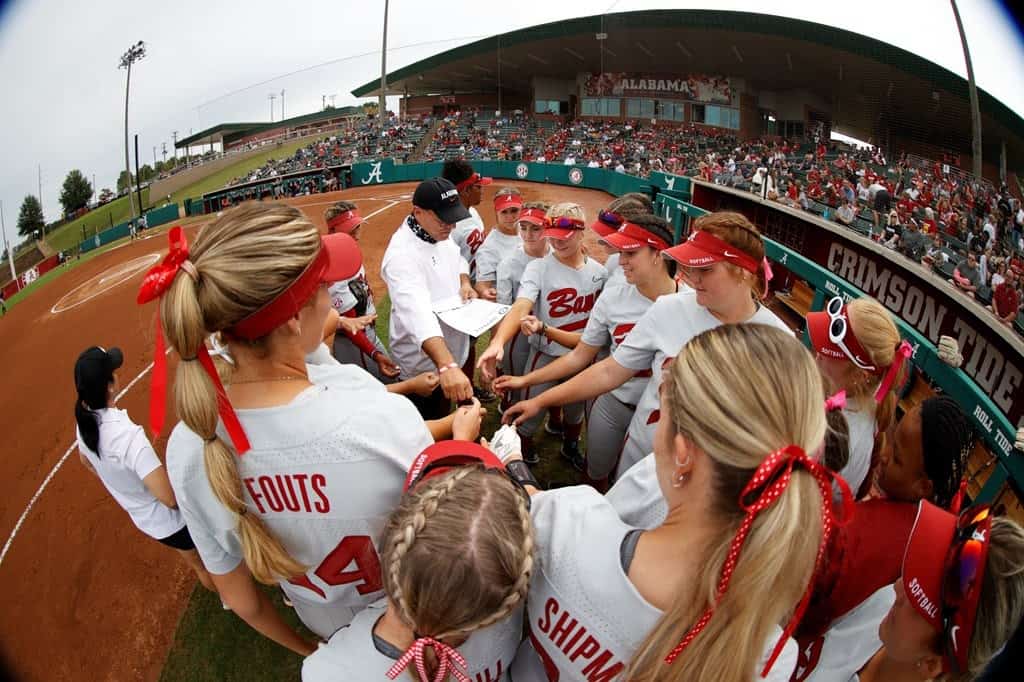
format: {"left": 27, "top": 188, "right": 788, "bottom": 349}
{"left": 381, "top": 177, "right": 478, "bottom": 418}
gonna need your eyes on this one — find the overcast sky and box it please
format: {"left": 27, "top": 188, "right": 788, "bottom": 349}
{"left": 0, "top": 0, "right": 1021, "bottom": 231}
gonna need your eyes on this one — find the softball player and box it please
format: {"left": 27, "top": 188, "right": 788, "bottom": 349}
{"left": 474, "top": 187, "right": 524, "bottom": 301}
{"left": 479, "top": 203, "right": 608, "bottom": 465}
{"left": 503, "top": 212, "right": 787, "bottom": 480}
{"left": 589, "top": 193, "right": 655, "bottom": 289}
{"left": 495, "top": 203, "right": 550, "bottom": 409}
{"left": 323, "top": 200, "right": 399, "bottom": 382}
{"left": 143, "top": 204, "right": 449, "bottom": 655}
{"left": 444, "top": 159, "right": 491, "bottom": 283}
{"left": 73, "top": 345, "right": 214, "bottom": 592}
{"left": 494, "top": 214, "right": 680, "bottom": 488}
{"left": 302, "top": 440, "right": 534, "bottom": 681}
{"left": 510, "top": 325, "right": 845, "bottom": 682}
{"left": 806, "top": 295, "right": 908, "bottom": 497}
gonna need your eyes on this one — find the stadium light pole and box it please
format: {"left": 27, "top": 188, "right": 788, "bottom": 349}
{"left": 1, "top": 200, "right": 16, "bottom": 286}
{"left": 119, "top": 40, "right": 146, "bottom": 220}
{"left": 281, "top": 89, "right": 285, "bottom": 120}
{"left": 950, "top": 0, "right": 983, "bottom": 180}
{"left": 268, "top": 93, "right": 277, "bottom": 121}
{"left": 380, "top": 0, "right": 389, "bottom": 131}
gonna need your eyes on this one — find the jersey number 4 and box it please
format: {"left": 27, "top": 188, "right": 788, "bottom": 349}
{"left": 288, "top": 535, "right": 383, "bottom": 599}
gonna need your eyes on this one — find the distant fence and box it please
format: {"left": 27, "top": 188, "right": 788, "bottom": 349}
{"left": 77, "top": 204, "right": 180, "bottom": 254}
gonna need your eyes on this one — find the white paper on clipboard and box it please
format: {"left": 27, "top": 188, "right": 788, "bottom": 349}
{"left": 433, "top": 298, "right": 510, "bottom": 337}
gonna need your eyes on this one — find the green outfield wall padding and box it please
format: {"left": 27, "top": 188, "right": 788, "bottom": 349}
{"left": 145, "top": 204, "right": 179, "bottom": 228}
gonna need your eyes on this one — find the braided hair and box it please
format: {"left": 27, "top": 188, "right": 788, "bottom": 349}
{"left": 920, "top": 396, "right": 973, "bottom": 509}
{"left": 381, "top": 465, "right": 534, "bottom": 679}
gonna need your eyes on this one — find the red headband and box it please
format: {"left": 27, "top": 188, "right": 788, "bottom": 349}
{"left": 455, "top": 172, "right": 492, "bottom": 191}
{"left": 494, "top": 193, "right": 523, "bottom": 212}
{"left": 664, "top": 445, "right": 853, "bottom": 676}
{"left": 601, "top": 221, "right": 670, "bottom": 251}
{"left": 137, "top": 227, "right": 251, "bottom": 454}
{"left": 662, "top": 230, "right": 762, "bottom": 275}
{"left": 518, "top": 207, "right": 549, "bottom": 226}
{"left": 326, "top": 210, "right": 362, "bottom": 234}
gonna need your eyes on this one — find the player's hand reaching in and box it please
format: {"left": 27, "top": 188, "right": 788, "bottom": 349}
{"left": 439, "top": 366, "right": 473, "bottom": 402}
{"left": 337, "top": 313, "right": 377, "bottom": 336}
{"left": 452, "top": 398, "right": 485, "bottom": 441}
{"left": 408, "top": 371, "right": 440, "bottom": 397}
{"left": 476, "top": 343, "right": 504, "bottom": 382}
{"left": 372, "top": 351, "right": 401, "bottom": 378}
{"left": 502, "top": 397, "right": 542, "bottom": 427}
{"left": 519, "top": 315, "right": 544, "bottom": 337}
{"left": 493, "top": 374, "right": 528, "bottom": 394}
{"left": 460, "top": 281, "right": 478, "bottom": 303}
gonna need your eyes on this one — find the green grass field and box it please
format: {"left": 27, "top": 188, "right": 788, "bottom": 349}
{"left": 159, "top": 295, "right": 579, "bottom": 680}
{"left": 45, "top": 188, "right": 152, "bottom": 255}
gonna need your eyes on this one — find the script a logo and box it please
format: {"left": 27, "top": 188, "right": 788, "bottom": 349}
{"left": 360, "top": 161, "right": 383, "bottom": 185}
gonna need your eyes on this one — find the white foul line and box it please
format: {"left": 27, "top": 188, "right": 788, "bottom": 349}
{"left": 0, "top": 351, "right": 168, "bottom": 570}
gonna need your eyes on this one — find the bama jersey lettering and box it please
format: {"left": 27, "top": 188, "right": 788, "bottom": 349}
{"left": 518, "top": 253, "right": 608, "bottom": 357}
{"left": 167, "top": 356, "right": 433, "bottom": 638}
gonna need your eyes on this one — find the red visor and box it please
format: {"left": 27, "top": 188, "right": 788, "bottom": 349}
{"left": 601, "top": 221, "right": 670, "bottom": 251}
{"left": 542, "top": 216, "right": 585, "bottom": 240}
{"left": 806, "top": 304, "right": 876, "bottom": 372}
{"left": 518, "top": 207, "right": 548, "bottom": 226}
{"left": 404, "top": 440, "right": 505, "bottom": 492}
{"left": 589, "top": 210, "right": 624, "bottom": 238}
{"left": 229, "top": 232, "right": 362, "bottom": 340}
{"left": 494, "top": 193, "right": 523, "bottom": 212}
{"left": 662, "top": 230, "right": 760, "bottom": 274}
{"left": 455, "top": 172, "right": 493, "bottom": 191}
{"left": 326, "top": 210, "right": 363, "bottom": 234}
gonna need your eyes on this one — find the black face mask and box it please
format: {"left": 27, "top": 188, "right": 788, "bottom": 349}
{"left": 407, "top": 214, "right": 436, "bottom": 245}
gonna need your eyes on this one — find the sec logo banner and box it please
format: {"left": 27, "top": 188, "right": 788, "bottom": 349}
{"left": 516, "top": 163, "right": 529, "bottom": 179}
{"left": 569, "top": 168, "right": 583, "bottom": 185}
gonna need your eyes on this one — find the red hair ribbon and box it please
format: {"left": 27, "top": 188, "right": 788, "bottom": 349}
{"left": 137, "top": 227, "right": 252, "bottom": 455}
{"left": 824, "top": 390, "right": 847, "bottom": 412}
{"left": 761, "top": 257, "right": 774, "bottom": 300}
{"left": 663, "top": 445, "right": 854, "bottom": 677}
{"left": 949, "top": 479, "right": 968, "bottom": 515}
{"left": 385, "top": 637, "right": 470, "bottom": 682}
{"left": 874, "top": 340, "right": 913, "bottom": 403}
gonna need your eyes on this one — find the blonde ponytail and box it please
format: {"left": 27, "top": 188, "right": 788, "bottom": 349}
{"left": 625, "top": 324, "right": 828, "bottom": 682}
{"left": 160, "top": 201, "right": 320, "bottom": 583}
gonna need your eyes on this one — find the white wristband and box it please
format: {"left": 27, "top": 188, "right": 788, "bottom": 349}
{"left": 437, "top": 362, "right": 460, "bottom": 374}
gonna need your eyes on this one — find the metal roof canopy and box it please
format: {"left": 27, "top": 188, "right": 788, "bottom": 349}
{"left": 352, "top": 9, "right": 1024, "bottom": 168}
{"left": 175, "top": 106, "right": 367, "bottom": 149}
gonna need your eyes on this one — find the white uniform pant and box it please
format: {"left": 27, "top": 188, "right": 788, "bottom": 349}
{"left": 519, "top": 348, "right": 585, "bottom": 437}
{"left": 616, "top": 409, "right": 657, "bottom": 480}
{"left": 332, "top": 328, "right": 393, "bottom": 383}
{"left": 585, "top": 393, "right": 636, "bottom": 479}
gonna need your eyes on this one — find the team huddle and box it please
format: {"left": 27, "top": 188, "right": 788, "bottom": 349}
{"left": 70, "top": 159, "right": 1023, "bottom": 682}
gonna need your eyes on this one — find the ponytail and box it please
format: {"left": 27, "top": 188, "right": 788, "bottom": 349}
{"left": 75, "top": 400, "right": 101, "bottom": 456}
{"left": 160, "top": 202, "right": 320, "bottom": 583}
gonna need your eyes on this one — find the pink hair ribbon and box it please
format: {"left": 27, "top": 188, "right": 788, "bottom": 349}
{"left": 824, "top": 390, "right": 847, "bottom": 412}
{"left": 663, "top": 445, "right": 853, "bottom": 677}
{"left": 761, "top": 257, "right": 774, "bottom": 299}
{"left": 874, "top": 340, "right": 913, "bottom": 403}
{"left": 386, "top": 637, "right": 470, "bottom": 682}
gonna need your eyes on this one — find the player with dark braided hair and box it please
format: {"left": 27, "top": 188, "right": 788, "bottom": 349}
{"left": 302, "top": 441, "right": 534, "bottom": 681}
{"left": 877, "top": 395, "right": 973, "bottom": 509}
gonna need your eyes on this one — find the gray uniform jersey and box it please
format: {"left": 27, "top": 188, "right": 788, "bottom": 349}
{"left": 166, "top": 353, "right": 434, "bottom": 638}
{"left": 475, "top": 229, "right": 521, "bottom": 284}
{"left": 496, "top": 246, "right": 548, "bottom": 305}
{"left": 518, "top": 253, "right": 608, "bottom": 358}
{"left": 612, "top": 292, "right": 791, "bottom": 478}
{"left": 603, "top": 252, "right": 626, "bottom": 288}
{"left": 302, "top": 599, "right": 522, "bottom": 681}
{"left": 510, "top": 485, "right": 798, "bottom": 681}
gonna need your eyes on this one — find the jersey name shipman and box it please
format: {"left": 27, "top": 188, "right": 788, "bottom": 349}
{"left": 534, "top": 597, "right": 624, "bottom": 681}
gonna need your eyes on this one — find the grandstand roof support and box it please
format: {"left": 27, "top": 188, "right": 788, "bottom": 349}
{"left": 380, "top": 0, "right": 389, "bottom": 132}
{"left": 951, "top": 0, "right": 984, "bottom": 180}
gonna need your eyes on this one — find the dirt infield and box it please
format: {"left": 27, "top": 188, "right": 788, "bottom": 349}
{"left": 0, "top": 180, "right": 613, "bottom": 681}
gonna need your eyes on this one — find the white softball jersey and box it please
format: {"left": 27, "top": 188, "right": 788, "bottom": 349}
{"left": 838, "top": 407, "right": 878, "bottom": 497}
{"left": 328, "top": 265, "right": 377, "bottom": 318}
{"left": 517, "top": 253, "right": 608, "bottom": 358}
{"left": 381, "top": 221, "right": 471, "bottom": 379}
{"left": 77, "top": 408, "right": 186, "bottom": 540}
{"left": 475, "top": 228, "right": 521, "bottom": 284}
{"left": 496, "top": 246, "right": 547, "bottom": 305}
{"left": 795, "top": 586, "right": 893, "bottom": 682}
{"left": 166, "top": 352, "right": 434, "bottom": 638}
{"left": 302, "top": 599, "right": 523, "bottom": 681}
{"left": 510, "top": 485, "right": 798, "bottom": 681}
{"left": 612, "top": 292, "right": 792, "bottom": 478}
{"left": 605, "top": 452, "right": 667, "bottom": 531}
{"left": 603, "top": 252, "right": 626, "bottom": 289}
{"left": 580, "top": 283, "right": 664, "bottom": 405}
{"left": 451, "top": 206, "right": 486, "bottom": 280}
